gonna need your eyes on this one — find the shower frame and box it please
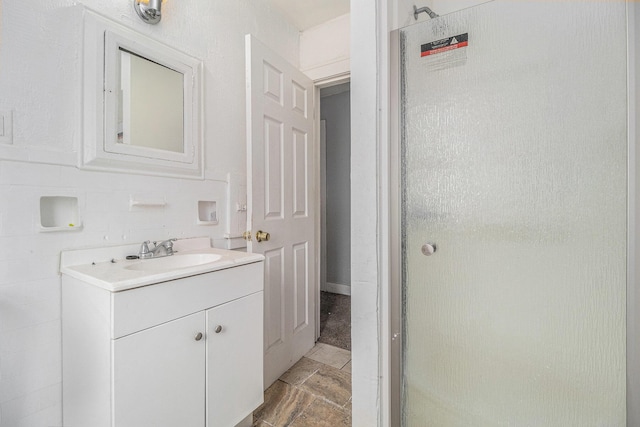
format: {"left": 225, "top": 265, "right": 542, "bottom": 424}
{"left": 387, "top": 2, "right": 640, "bottom": 425}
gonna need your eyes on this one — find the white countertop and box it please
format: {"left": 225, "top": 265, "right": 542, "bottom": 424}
{"left": 60, "top": 237, "right": 264, "bottom": 292}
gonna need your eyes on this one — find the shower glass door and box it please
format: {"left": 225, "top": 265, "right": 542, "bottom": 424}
{"left": 400, "top": 1, "right": 628, "bottom": 425}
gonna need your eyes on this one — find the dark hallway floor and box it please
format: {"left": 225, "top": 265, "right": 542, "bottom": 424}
{"left": 317, "top": 291, "right": 350, "bottom": 351}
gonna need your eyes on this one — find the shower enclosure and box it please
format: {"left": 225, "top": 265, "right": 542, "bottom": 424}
{"left": 391, "top": 1, "right": 632, "bottom": 425}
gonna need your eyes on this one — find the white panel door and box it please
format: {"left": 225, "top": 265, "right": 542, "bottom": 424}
{"left": 245, "top": 34, "right": 316, "bottom": 388}
{"left": 113, "top": 312, "right": 205, "bottom": 427}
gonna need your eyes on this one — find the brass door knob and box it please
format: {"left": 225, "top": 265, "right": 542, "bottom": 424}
{"left": 242, "top": 231, "right": 252, "bottom": 241}
{"left": 256, "top": 230, "right": 270, "bottom": 242}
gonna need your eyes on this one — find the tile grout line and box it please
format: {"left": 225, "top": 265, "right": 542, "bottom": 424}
{"left": 338, "top": 359, "right": 350, "bottom": 370}
{"left": 296, "top": 367, "right": 321, "bottom": 387}
{"left": 287, "top": 395, "right": 319, "bottom": 426}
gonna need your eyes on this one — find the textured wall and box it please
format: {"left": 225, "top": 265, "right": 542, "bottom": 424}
{"left": 0, "top": 1, "right": 300, "bottom": 425}
{"left": 299, "top": 13, "right": 350, "bottom": 80}
{"left": 350, "top": 0, "right": 383, "bottom": 425}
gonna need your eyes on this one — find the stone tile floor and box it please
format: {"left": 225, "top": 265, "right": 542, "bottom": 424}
{"left": 253, "top": 343, "right": 352, "bottom": 426}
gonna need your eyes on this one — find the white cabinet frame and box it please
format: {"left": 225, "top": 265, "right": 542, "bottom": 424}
{"left": 81, "top": 10, "right": 204, "bottom": 179}
{"left": 62, "top": 262, "right": 264, "bottom": 427}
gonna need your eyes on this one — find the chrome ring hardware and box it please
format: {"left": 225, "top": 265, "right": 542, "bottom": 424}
{"left": 214, "top": 325, "right": 223, "bottom": 334}
{"left": 195, "top": 332, "right": 203, "bottom": 341}
{"left": 421, "top": 243, "right": 436, "bottom": 256}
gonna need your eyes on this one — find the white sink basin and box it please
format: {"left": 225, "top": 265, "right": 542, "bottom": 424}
{"left": 60, "top": 238, "right": 265, "bottom": 292}
{"left": 125, "top": 253, "right": 223, "bottom": 271}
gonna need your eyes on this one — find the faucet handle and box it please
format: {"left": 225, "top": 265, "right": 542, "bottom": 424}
{"left": 158, "top": 238, "right": 177, "bottom": 255}
{"left": 161, "top": 238, "right": 177, "bottom": 248}
{"left": 139, "top": 240, "right": 152, "bottom": 258}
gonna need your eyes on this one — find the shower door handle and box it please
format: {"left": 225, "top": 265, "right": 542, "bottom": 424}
{"left": 421, "top": 243, "right": 436, "bottom": 256}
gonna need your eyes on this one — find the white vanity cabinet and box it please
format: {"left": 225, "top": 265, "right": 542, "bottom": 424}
{"left": 113, "top": 311, "right": 206, "bottom": 426}
{"left": 206, "top": 292, "right": 263, "bottom": 427}
{"left": 62, "top": 256, "right": 264, "bottom": 427}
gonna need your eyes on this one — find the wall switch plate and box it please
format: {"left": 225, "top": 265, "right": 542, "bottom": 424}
{"left": 0, "top": 110, "right": 13, "bottom": 144}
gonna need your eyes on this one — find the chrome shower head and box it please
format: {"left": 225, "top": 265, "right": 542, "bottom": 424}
{"left": 414, "top": 5, "right": 439, "bottom": 20}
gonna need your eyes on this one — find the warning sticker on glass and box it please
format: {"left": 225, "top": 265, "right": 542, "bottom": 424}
{"left": 421, "top": 33, "right": 468, "bottom": 71}
{"left": 421, "top": 33, "right": 468, "bottom": 57}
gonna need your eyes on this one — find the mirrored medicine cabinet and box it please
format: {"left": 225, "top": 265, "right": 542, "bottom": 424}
{"left": 82, "top": 10, "right": 203, "bottom": 178}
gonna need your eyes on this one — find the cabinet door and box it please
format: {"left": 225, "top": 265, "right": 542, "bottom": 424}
{"left": 206, "top": 291, "right": 264, "bottom": 427}
{"left": 113, "top": 311, "right": 206, "bottom": 427}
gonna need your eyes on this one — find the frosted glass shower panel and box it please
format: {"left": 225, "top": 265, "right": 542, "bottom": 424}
{"left": 401, "top": 2, "right": 627, "bottom": 425}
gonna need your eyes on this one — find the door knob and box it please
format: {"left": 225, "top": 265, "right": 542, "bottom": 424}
{"left": 256, "top": 230, "right": 270, "bottom": 242}
{"left": 242, "top": 231, "right": 252, "bottom": 241}
{"left": 421, "top": 243, "right": 436, "bottom": 256}
{"left": 194, "top": 332, "right": 203, "bottom": 341}
{"left": 214, "top": 325, "right": 223, "bottom": 334}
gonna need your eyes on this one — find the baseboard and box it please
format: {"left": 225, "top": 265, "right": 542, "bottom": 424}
{"left": 322, "top": 282, "right": 351, "bottom": 296}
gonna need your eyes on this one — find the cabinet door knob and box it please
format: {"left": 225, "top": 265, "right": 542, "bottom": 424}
{"left": 195, "top": 332, "right": 203, "bottom": 341}
{"left": 214, "top": 325, "right": 223, "bottom": 334}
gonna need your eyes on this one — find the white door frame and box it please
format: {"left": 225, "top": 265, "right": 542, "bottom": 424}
{"left": 319, "top": 118, "right": 326, "bottom": 339}
{"left": 627, "top": 3, "right": 640, "bottom": 425}
{"left": 312, "top": 73, "right": 351, "bottom": 340}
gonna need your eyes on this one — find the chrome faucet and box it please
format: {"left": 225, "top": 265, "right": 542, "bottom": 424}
{"left": 138, "top": 238, "right": 177, "bottom": 259}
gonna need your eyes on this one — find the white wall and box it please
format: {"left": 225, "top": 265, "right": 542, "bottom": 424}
{"left": 300, "top": 13, "right": 350, "bottom": 81}
{"left": 350, "top": 0, "right": 385, "bottom": 424}
{"left": 321, "top": 89, "right": 351, "bottom": 293}
{"left": 0, "top": 1, "right": 300, "bottom": 425}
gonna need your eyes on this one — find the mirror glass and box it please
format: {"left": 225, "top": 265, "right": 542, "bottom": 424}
{"left": 118, "top": 49, "right": 185, "bottom": 153}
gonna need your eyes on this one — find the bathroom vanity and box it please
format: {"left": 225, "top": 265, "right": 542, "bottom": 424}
{"left": 60, "top": 238, "right": 264, "bottom": 427}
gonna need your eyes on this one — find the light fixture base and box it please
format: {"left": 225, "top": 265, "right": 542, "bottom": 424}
{"left": 133, "top": 0, "right": 161, "bottom": 25}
